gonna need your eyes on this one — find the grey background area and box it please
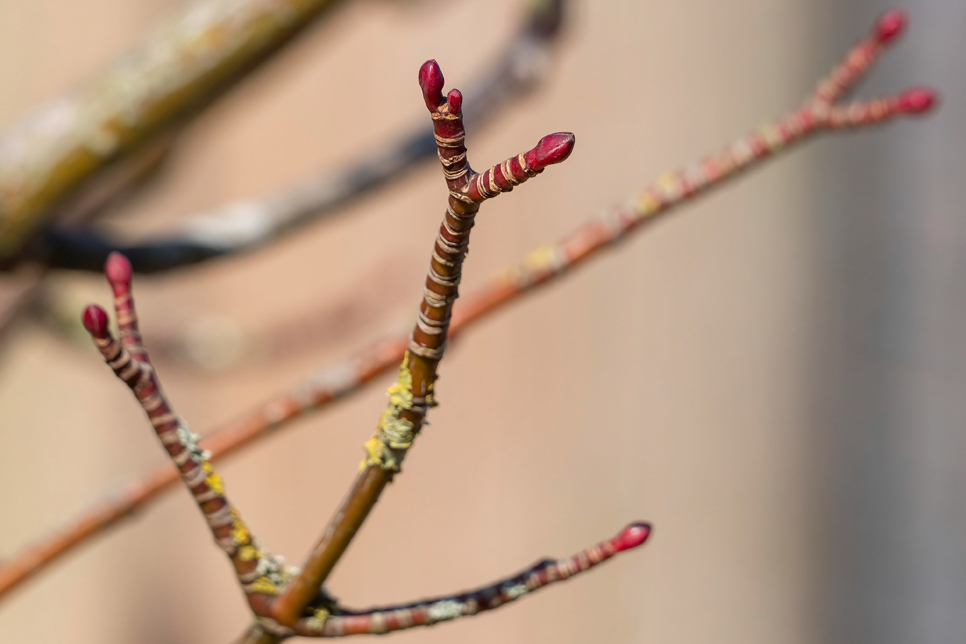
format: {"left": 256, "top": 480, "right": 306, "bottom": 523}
{"left": 811, "top": 1, "right": 966, "bottom": 643}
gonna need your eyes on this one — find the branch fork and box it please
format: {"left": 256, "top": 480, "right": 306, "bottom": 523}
{"left": 268, "top": 57, "right": 575, "bottom": 631}
{"left": 75, "top": 59, "right": 644, "bottom": 643}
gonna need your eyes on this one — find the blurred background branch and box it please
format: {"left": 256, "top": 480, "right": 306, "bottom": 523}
{"left": 0, "top": 0, "right": 349, "bottom": 266}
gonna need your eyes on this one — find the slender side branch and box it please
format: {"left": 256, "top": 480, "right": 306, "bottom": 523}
{"left": 0, "top": 9, "right": 937, "bottom": 603}
{"left": 0, "top": 0, "right": 346, "bottom": 265}
{"left": 79, "top": 253, "right": 292, "bottom": 620}
{"left": 292, "top": 523, "right": 650, "bottom": 637}
{"left": 268, "top": 59, "right": 575, "bottom": 628}
{"left": 36, "top": 0, "right": 568, "bottom": 274}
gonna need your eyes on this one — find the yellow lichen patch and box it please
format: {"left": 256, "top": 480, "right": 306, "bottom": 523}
{"left": 523, "top": 245, "right": 557, "bottom": 273}
{"left": 237, "top": 544, "right": 258, "bottom": 562}
{"left": 202, "top": 462, "right": 224, "bottom": 495}
{"left": 426, "top": 379, "right": 439, "bottom": 408}
{"left": 361, "top": 435, "right": 400, "bottom": 472}
{"left": 248, "top": 577, "right": 280, "bottom": 595}
{"left": 305, "top": 607, "right": 330, "bottom": 631}
{"left": 231, "top": 512, "right": 251, "bottom": 546}
{"left": 387, "top": 354, "right": 414, "bottom": 411}
{"left": 359, "top": 353, "right": 422, "bottom": 472}
{"left": 636, "top": 191, "right": 661, "bottom": 215}
{"left": 378, "top": 410, "right": 415, "bottom": 449}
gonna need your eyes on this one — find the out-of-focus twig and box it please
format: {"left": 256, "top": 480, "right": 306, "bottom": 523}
{"left": 0, "top": 0, "right": 347, "bottom": 267}
{"left": 35, "top": 0, "right": 568, "bottom": 274}
{"left": 0, "top": 9, "right": 936, "bottom": 604}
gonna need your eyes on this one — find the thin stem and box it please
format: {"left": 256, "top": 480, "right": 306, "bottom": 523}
{"left": 0, "top": 9, "right": 936, "bottom": 603}
{"left": 292, "top": 523, "right": 650, "bottom": 637}
{"left": 80, "top": 252, "right": 292, "bottom": 618}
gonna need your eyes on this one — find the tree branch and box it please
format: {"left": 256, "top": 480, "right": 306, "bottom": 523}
{"left": 34, "top": 0, "right": 568, "bottom": 274}
{"left": 294, "top": 523, "right": 650, "bottom": 637}
{"left": 79, "top": 252, "right": 295, "bottom": 620}
{"left": 268, "top": 58, "right": 575, "bottom": 627}
{"left": 0, "top": 9, "right": 936, "bottom": 604}
{"left": 0, "top": 0, "right": 346, "bottom": 266}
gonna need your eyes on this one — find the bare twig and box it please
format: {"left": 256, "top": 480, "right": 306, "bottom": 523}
{"left": 0, "top": 9, "right": 936, "bottom": 603}
{"left": 268, "top": 58, "right": 575, "bottom": 627}
{"left": 295, "top": 523, "right": 650, "bottom": 637}
{"left": 35, "top": 0, "right": 569, "bottom": 274}
{"left": 80, "top": 253, "right": 295, "bottom": 620}
{"left": 0, "top": 0, "right": 346, "bottom": 266}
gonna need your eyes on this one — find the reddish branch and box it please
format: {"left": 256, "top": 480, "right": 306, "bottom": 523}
{"left": 293, "top": 523, "right": 650, "bottom": 637}
{"left": 268, "top": 58, "right": 575, "bottom": 628}
{"left": 0, "top": 9, "right": 936, "bottom": 604}
{"left": 57, "top": 64, "right": 646, "bottom": 643}
{"left": 80, "top": 253, "right": 295, "bottom": 620}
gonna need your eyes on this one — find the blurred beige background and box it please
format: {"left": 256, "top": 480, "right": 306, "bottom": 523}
{"left": 0, "top": 0, "right": 962, "bottom": 643}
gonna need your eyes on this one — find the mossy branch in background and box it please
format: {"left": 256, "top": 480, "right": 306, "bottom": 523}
{"left": 0, "top": 0, "right": 347, "bottom": 266}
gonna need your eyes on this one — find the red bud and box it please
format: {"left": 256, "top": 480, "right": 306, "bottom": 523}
{"left": 898, "top": 87, "right": 938, "bottom": 114}
{"left": 875, "top": 9, "right": 907, "bottom": 44}
{"left": 418, "top": 60, "right": 445, "bottom": 112}
{"left": 105, "top": 252, "right": 132, "bottom": 295}
{"left": 614, "top": 522, "right": 651, "bottom": 551}
{"left": 82, "top": 305, "right": 110, "bottom": 339}
{"left": 447, "top": 88, "right": 463, "bottom": 114}
{"left": 524, "top": 132, "right": 576, "bottom": 172}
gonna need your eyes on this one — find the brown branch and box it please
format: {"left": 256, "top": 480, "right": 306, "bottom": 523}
{"left": 268, "top": 58, "right": 575, "bottom": 627}
{"left": 0, "top": 0, "right": 346, "bottom": 266}
{"left": 0, "top": 9, "right": 937, "bottom": 604}
{"left": 294, "top": 523, "right": 650, "bottom": 637}
{"left": 79, "top": 252, "right": 295, "bottom": 621}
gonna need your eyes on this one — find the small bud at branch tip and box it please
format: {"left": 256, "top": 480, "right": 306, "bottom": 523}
{"left": 524, "top": 132, "right": 576, "bottom": 172}
{"left": 104, "top": 252, "right": 132, "bottom": 295}
{"left": 447, "top": 89, "right": 463, "bottom": 114}
{"left": 875, "top": 9, "right": 907, "bottom": 44}
{"left": 418, "top": 60, "right": 445, "bottom": 112}
{"left": 898, "top": 87, "right": 937, "bottom": 114}
{"left": 82, "top": 305, "right": 110, "bottom": 339}
{"left": 615, "top": 522, "right": 651, "bottom": 551}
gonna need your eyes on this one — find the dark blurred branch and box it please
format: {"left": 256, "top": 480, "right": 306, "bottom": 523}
{"left": 35, "top": 0, "right": 568, "bottom": 274}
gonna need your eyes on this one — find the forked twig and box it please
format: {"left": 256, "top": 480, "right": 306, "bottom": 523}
{"left": 265, "top": 57, "right": 576, "bottom": 630}
{"left": 0, "top": 9, "right": 936, "bottom": 604}
{"left": 80, "top": 253, "right": 296, "bottom": 619}
{"left": 69, "top": 60, "right": 648, "bottom": 644}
